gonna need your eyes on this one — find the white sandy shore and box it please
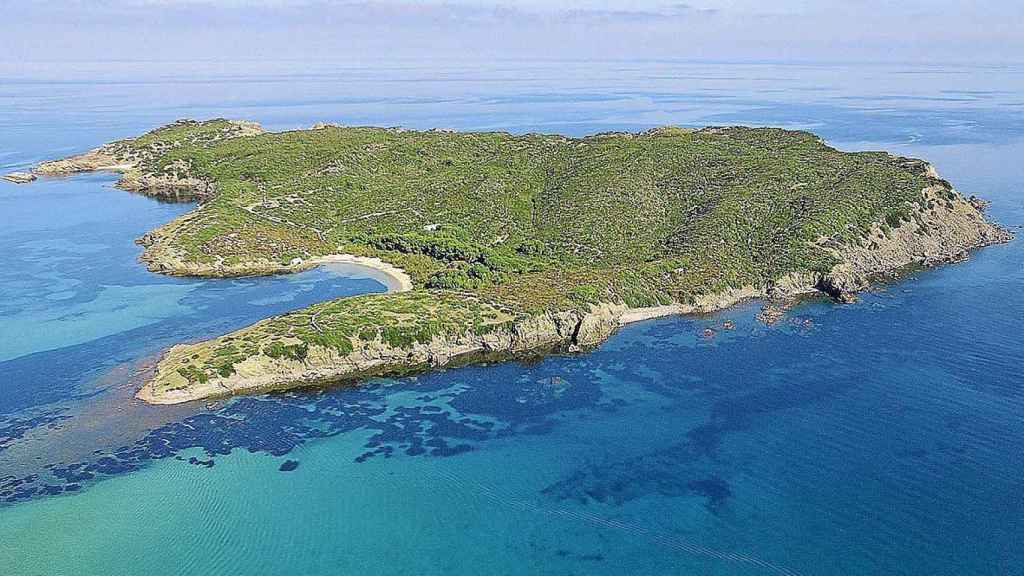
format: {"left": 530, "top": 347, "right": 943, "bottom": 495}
{"left": 616, "top": 284, "right": 766, "bottom": 326}
{"left": 617, "top": 304, "right": 683, "bottom": 325}
{"left": 309, "top": 254, "right": 414, "bottom": 293}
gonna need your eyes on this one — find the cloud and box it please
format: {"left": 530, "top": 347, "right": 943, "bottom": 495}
{"left": 2, "top": 0, "right": 1022, "bottom": 63}
{"left": 559, "top": 3, "right": 720, "bottom": 23}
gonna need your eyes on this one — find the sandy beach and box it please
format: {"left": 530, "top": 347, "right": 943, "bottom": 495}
{"left": 310, "top": 254, "right": 414, "bottom": 293}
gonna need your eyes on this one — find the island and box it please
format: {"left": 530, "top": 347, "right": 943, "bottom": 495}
{"left": 20, "top": 119, "right": 1011, "bottom": 404}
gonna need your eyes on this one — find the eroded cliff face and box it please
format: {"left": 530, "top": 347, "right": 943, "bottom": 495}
{"left": 818, "top": 184, "right": 1012, "bottom": 298}
{"left": 137, "top": 181, "right": 1012, "bottom": 405}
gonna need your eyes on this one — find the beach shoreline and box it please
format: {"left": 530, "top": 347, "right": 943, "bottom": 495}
{"left": 308, "top": 254, "right": 414, "bottom": 293}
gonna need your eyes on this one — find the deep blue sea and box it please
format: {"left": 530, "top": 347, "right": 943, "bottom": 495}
{"left": 0, "top": 60, "right": 1022, "bottom": 575}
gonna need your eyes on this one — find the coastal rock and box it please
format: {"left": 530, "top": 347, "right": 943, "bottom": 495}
{"left": 2, "top": 172, "right": 36, "bottom": 184}
{"left": 34, "top": 149, "right": 129, "bottom": 176}
{"left": 968, "top": 195, "right": 990, "bottom": 211}
{"left": 821, "top": 184, "right": 1012, "bottom": 295}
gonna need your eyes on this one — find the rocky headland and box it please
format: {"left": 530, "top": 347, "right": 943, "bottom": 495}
{"left": 33, "top": 119, "right": 263, "bottom": 201}
{"left": 2, "top": 172, "right": 37, "bottom": 184}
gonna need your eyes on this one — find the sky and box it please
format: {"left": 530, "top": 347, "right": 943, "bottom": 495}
{"left": 2, "top": 0, "right": 1023, "bottom": 63}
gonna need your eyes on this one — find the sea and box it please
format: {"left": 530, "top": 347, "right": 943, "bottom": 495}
{"left": 0, "top": 60, "right": 1021, "bottom": 575}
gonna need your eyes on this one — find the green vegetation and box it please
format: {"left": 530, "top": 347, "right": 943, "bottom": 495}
{"left": 176, "top": 365, "right": 209, "bottom": 385}
{"left": 104, "top": 119, "right": 261, "bottom": 168}
{"left": 136, "top": 122, "right": 936, "bottom": 300}
{"left": 264, "top": 341, "right": 309, "bottom": 362}
{"left": 100, "top": 120, "right": 950, "bottom": 394}
{"left": 274, "top": 290, "right": 513, "bottom": 350}
{"left": 170, "top": 291, "right": 516, "bottom": 383}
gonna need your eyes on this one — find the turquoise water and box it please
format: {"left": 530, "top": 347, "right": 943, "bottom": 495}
{"left": 1, "top": 61, "right": 1022, "bottom": 575}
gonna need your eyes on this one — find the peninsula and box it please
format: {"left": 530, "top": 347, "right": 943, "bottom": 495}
{"left": 22, "top": 119, "right": 1011, "bottom": 404}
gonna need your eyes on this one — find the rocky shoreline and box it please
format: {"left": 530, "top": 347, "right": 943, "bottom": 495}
{"left": 2, "top": 171, "right": 37, "bottom": 184}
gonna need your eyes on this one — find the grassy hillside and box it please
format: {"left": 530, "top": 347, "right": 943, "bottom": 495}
{"left": 142, "top": 122, "right": 937, "bottom": 303}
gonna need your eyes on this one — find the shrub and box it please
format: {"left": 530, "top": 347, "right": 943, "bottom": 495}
{"left": 177, "top": 366, "right": 209, "bottom": 384}
{"left": 264, "top": 341, "right": 309, "bottom": 361}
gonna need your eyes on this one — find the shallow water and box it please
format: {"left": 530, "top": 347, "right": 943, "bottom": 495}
{"left": 1, "top": 60, "right": 1022, "bottom": 575}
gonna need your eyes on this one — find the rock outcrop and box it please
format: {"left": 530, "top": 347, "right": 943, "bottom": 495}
{"left": 34, "top": 148, "right": 132, "bottom": 176}
{"left": 2, "top": 172, "right": 36, "bottom": 184}
{"left": 817, "top": 183, "right": 1011, "bottom": 299}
